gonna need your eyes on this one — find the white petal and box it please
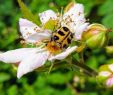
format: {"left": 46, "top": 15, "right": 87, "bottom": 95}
{"left": 62, "top": 3, "right": 89, "bottom": 39}
{"left": 25, "top": 30, "right": 52, "bottom": 43}
{"left": 64, "top": 4, "right": 85, "bottom": 22}
{"left": 63, "top": 4, "right": 85, "bottom": 26}
{"left": 99, "top": 71, "right": 111, "bottom": 77}
{"left": 108, "top": 64, "right": 113, "bottom": 72}
{"left": 106, "top": 77, "right": 113, "bottom": 87}
{"left": 0, "top": 48, "right": 41, "bottom": 63}
{"left": 74, "top": 23, "right": 89, "bottom": 40}
{"left": 66, "top": 4, "right": 84, "bottom": 15}
{"left": 39, "top": 10, "right": 57, "bottom": 24}
{"left": 19, "top": 18, "right": 51, "bottom": 43}
{"left": 19, "top": 18, "right": 41, "bottom": 39}
{"left": 49, "top": 46, "right": 77, "bottom": 61}
{"left": 17, "top": 51, "right": 49, "bottom": 78}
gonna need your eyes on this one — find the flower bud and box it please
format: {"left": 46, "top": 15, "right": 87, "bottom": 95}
{"left": 105, "top": 46, "right": 113, "bottom": 55}
{"left": 97, "top": 64, "right": 113, "bottom": 88}
{"left": 82, "top": 23, "right": 108, "bottom": 49}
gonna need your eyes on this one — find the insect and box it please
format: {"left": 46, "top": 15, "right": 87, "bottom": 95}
{"left": 50, "top": 26, "right": 73, "bottom": 49}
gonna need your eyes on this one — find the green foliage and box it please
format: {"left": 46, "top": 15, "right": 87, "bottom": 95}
{"left": 7, "top": 85, "right": 18, "bottom": 95}
{"left": 98, "top": 0, "right": 113, "bottom": 16}
{"left": 17, "top": 0, "right": 40, "bottom": 25}
{"left": 102, "top": 14, "right": 113, "bottom": 29}
{"left": 0, "top": 0, "right": 113, "bottom": 95}
{"left": 98, "top": 0, "right": 113, "bottom": 29}
{"left": 0, "top": 73, "right": 11, "bottom": 82}
{"left": 46, "top": 72, "right": 73, "bottom": 85}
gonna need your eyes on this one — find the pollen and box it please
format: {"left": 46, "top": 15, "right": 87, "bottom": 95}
{"left": 46, "top": 42, "right": 61, "bottom": 54}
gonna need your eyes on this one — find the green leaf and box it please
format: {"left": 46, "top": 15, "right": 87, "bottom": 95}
{"left": 7, "top": 85, "right": 18, "bottom": 95}
{"left": 86, "top": 56, "right": 98, "bottom": 69}
{"left": 98, "top": 0, "right": 113, "bottom": 16}
{"left": 0, "top": 73, "right": 10, "bottom": 82}
{"left": 47, "top": 72, "right": 73, "bottom": 85}
{"left": 102, "top": 14, "right": 113, "bottom": 29}
{"left": 47, "top": 73, "right": 66, "bottom": 84}
{"left": 106, "top": 59, "right": 113, "bottom": 64}
{"left": 17, "top": 0, "right": 40, "bottom": 25}
{"left": 23, "top": 84, "right": 36, "bottom": 95}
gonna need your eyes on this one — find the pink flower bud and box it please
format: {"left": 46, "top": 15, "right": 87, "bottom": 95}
{"left": 82, "top": 23, "right": 107, "bottom": 49}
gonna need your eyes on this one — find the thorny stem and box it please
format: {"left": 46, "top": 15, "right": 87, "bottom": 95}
{"left": 72, "top": 58, "right": 98, "bottom": 77}
{"left": 79, "top": 52, "right": 84, "bottom": 64}
{"left": 37, "top": 58, "right": 98, "bottom": 77}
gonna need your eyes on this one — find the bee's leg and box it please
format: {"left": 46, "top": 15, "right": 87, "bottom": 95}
{"left": 57, "top": 42, "right": 62, "bottom": 50}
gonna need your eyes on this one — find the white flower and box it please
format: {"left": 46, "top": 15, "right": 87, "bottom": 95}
{"left": 0, "top": 3, "right": 88, "bottom": 78}
{"left": 39, "top": 10, "right": 57, "bottom": 24}
{"left": 0, "top": 46, "right": 77, "bottom": 79}
{"left": 19, "top": 18, "right": 52, "bottom": 43}
{"left": 105, "top": 64, "right": 113, "bottom": 87}
{"left": 98, "top": 64, "right": 113, "bottom": 88}
{"left": 62, "top": 4, "right": 89, "bottom": 40}
{"left": 39, "top": 3, "right": 89, "bottom": 40}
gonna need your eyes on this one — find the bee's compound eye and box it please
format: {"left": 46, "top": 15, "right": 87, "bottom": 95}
{"left": 53, "top": 35, "right": 59, "bottom": 41}
{"left": 63, "top": 27, "right": 69, "bottom": 31}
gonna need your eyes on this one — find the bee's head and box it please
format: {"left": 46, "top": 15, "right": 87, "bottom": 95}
{"left": 46, "top": 41, "right": 61, "bottom": 54}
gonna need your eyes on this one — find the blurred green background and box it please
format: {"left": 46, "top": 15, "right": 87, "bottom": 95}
{"left": 0, "top": 0, "right": 113, "bottom": 95}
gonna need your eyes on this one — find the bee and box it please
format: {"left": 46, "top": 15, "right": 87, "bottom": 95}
{"left": 50, "top": 26, "right": 73, "bottom": 49}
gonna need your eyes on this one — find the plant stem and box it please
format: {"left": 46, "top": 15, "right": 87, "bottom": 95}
{"left": 80, "top": 52, "right": 84, "bottom": 64}
{"left": 37, "top": 58, "right": 98, "bottom": 77}
{"left": 72, "top": 59, "right": 98, "bottom": 77}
